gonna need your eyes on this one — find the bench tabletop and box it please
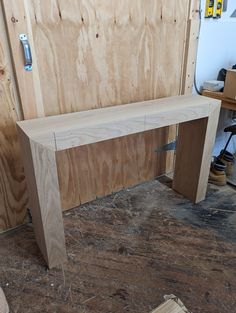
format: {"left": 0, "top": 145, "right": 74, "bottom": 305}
{"left": 17, "top": 94, "right": 219, "bottom": 151}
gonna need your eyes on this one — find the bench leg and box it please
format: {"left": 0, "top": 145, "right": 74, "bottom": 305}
{"left": 173, "top": 105, "right": 220, "bottom": 203}
{"left": 18, "top": 128, "right": 67, "bottom": 268}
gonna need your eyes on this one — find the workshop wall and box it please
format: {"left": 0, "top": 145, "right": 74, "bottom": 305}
{"left": 196, "top": 0, "right": 236, "bottom": 155}
{"left": 197, "top": 0, "right": 236, "bottom": 86}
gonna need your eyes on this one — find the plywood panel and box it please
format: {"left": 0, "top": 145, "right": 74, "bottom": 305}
{"left": 0, "top": 2, "right": 28, "bottom": 232}
{"left": 181, "top": 0, "right": 200, "bottom": 95}
{"left": 28, "top": 0, "right": 189, "bottom": 115}
{"left": 52, "top": 93, "right": 214, "bottom": 211}
{"left": 57, "top": 129, "right": 168, "bottom": 210}
{"left": 3, "top": 0, "right": 189, "bottom": 115}
{"left": 2, "top": 0, "right": 45, "bottom": 119}
{"left": 3, "top": 0, "right": 191, "bottom": 115}
{"left": 2, "top": 0, "right": 196, "bottom": 226}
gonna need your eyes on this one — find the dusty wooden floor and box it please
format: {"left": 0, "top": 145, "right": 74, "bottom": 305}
{"left": 1, "top": 178, "right": 236, "bottom": 313}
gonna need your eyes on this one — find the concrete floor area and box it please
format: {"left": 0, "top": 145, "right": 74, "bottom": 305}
{"left": 1, "top": 178, "right": 236, "bottom": 313}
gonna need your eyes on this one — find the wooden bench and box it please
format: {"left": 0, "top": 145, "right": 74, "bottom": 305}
{"left": 202, "top": 90, "right": 236, "bottom": 111}
{"left": 17, "top": 95, "right": 220, "bottom": 268}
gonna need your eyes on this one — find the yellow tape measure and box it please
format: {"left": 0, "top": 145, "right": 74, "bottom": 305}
{"left": 205, "top": 0, "right": 215, "bottom": 18}
{"left": 214, "top": 0, "right": 223, "bottom": 18}
{"left": 205, "top": 0, "right": 223, "bottom": 18}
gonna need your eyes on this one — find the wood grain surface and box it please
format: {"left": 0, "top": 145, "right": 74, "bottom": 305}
{"left": 152, "top": 299, "right": 186, "bottom": 313}
{"left": 173, "top": 103, "right": 220, "bottom": 203}
{"left": 3, "top": 0, "right": 190, "bottom": 116}
{"left": 181, "top": 0, "right": 200, "bottom": 95}
{"left": 17, "top": 95, "right": 215, "bottom": 150}
{"left": 2, "top": 0, "right": 45, "bottom": 119}
{"left": 18, "top": 95, "right": 219, "bottom": 210}
{"left": 30, "top": 139, "right": 67, "bottom": 268}
{"left": 57, "top": 129, "right": 169, "bottom": 210}
{"left": 1, "top": 0, "right": 198, "bottom": 231}
{"left": 29, "top": 0, "right": 189, "bottom": 115}
{"left": 17, "top": 127, "right": 67, "bottom": 268}
{"left": 0, "top": 3, "right": 28, "bottom": 232}
{"left": 17, "top": 95, "right": 220, "bottom": 267}
{"left": 0, "top": 287, "right": 9, "bottom": 313}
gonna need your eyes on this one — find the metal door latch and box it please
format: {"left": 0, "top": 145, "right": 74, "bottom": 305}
{"left": 19, "top": 34, "right": 32, "bottom": 71}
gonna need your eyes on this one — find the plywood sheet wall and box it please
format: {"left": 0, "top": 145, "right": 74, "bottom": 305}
{"left": 34, "top": 1, "right": 189, "bottom": 115}
{"left": 0, "top": 3, "right": 28, "bottom": 231}
{"left": 57, "top": 128, "right": 171, "bottom": 211}
{"left": 0, "top": 0, "right": 197, "bottom": 226}
{"left": 4, "top": 0, "right": 189, "bottom": 117}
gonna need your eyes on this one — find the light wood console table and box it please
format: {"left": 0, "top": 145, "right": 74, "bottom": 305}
{"left": 17, "top": 95, "right": 220, "bottom": 268}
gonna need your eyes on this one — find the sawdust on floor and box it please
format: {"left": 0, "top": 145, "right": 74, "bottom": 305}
{"left": 1, "top": 178, "right": 236, "bottom": 313}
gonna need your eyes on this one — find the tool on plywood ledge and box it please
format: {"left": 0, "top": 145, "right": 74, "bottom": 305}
{"left": 205, "top": 0, "right": 215, "bottom": 18}
{"left": 213, "top": 0, "right": 223, "bottom": 18}
{"left": 155, "top": 139, "right": 177, "bottom": 153}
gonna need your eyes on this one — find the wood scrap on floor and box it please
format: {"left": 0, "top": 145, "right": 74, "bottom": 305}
{"left": 152, "top": 295, "right": 190, "bottom": 313}
{"left": 0, "top": 287, "right": 9, "bottom": 313}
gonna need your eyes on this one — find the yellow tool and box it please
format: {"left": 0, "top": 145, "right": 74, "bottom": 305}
{"left": 213, "top": 0, "right": 223, "bottom": 18}
{"left": 205, "top": 0, "right": 215, "bottom": 18}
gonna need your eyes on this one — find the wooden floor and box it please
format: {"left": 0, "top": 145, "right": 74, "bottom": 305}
{"left": 1, "top": 178, "right": 236, "bottom": 313}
